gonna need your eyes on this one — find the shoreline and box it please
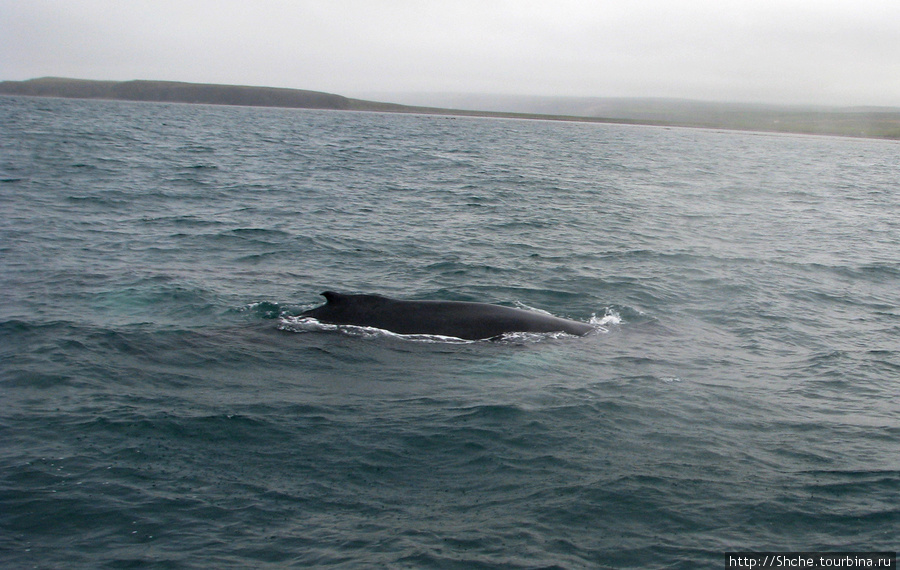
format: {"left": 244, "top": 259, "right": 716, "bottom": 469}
{"left": 3, "top": 77, "right": 898, "bottom": 141}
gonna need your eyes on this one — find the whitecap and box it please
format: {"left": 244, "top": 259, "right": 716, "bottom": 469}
{"left": 277, "top": 316, "right": 596, "bottom": 344}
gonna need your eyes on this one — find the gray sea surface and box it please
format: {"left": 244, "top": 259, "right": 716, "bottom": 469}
{"left": 1, "top": 96, "right": 898, "bottom": 568}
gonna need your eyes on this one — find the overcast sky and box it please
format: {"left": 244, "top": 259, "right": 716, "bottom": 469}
{"left": 2, "top": 0, "right": 899, "bottom": 106}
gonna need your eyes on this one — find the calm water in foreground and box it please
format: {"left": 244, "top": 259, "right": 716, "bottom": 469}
{"left": 1, "top": 96, "right": 898, "bottom": 568}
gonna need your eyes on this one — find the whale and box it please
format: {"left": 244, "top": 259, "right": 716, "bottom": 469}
{"left": 298, "top": 291, "right": 595, "bottom": 340}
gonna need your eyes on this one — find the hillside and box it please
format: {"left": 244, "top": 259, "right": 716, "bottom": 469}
{"left": 0, "top": 77, "right": 355, "bottom": 110}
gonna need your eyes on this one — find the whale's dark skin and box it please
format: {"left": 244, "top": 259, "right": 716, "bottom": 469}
{"left": 298, "top": 291, "right": 594, "bottom": 340}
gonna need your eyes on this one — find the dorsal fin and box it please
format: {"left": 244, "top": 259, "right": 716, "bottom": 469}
{"left": 321, "top": 291, "right": 345, "bottom": 304}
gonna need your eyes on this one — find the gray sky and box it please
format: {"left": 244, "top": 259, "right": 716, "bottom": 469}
{"left": 2, "top": 0, "right": 899, "bottom": 106}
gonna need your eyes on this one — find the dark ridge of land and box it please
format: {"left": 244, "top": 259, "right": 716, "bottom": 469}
{"left": 0, "top": 77, "right": 355, "bottom": 110}
{"left": 2, "top": 77, "right": 899, "bottom": 140}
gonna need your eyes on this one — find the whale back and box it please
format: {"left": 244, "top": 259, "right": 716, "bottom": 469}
{"left": 299, "top": 291, "right": 593, "bottom": 340}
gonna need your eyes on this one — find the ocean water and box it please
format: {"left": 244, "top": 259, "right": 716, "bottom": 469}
{"left": 1, "top": 95, "right": 898, "bottom": 568}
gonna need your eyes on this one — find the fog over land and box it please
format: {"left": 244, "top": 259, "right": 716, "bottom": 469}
{"left": 4, "top": 77, "right": 898, "bottom": 139}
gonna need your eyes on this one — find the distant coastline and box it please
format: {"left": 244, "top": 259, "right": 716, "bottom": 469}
{"left": 2, "top": 77, "right": 899, "bottom": 140}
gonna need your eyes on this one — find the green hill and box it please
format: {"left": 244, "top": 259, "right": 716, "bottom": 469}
{"left": 0, "top": 77, "right": 354, "bottom": 110}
